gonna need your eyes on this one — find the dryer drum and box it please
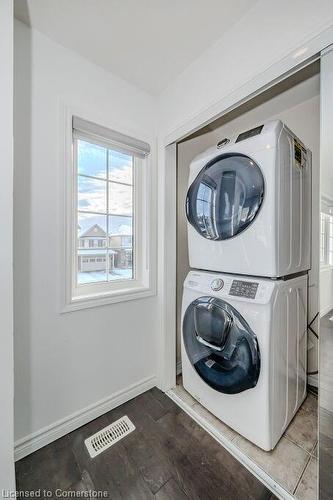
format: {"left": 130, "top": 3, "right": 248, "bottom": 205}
{"left": 183, "top": 296, "right": 260, "bottom": 394}
{"left": 186, "top": 153, "right": 265, "bottom": 241}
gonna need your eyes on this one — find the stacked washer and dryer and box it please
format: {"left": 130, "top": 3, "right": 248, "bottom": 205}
{"left": 181, "top": 120, "right": 312, "bottom": 451}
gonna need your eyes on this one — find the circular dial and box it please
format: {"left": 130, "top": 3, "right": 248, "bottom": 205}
{"left": 211, "top": 278, "right": 224, "bottom": 291}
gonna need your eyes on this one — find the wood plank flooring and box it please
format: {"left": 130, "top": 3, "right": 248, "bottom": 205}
{"left": 173, "top": 376, "right": 318, "bottom": 498}
{"left": 15, "top": 388, "right": 275, "bottom": 500}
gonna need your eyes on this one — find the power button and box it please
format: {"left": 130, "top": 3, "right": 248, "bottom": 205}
{"left": 211, "top": 278, "right": 224, "bottom": 291}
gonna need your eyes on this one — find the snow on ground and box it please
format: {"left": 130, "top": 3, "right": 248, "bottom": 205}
{"left": 78, "top": 268, "right": 132, "bottom": 284}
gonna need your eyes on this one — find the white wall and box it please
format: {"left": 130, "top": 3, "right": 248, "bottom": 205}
{"left": 0, "top": 0, "right": 15, "bottom": 492}
{"left": 13, "top": 1, "right": 333, "bottom": 450}
{"left": 14, "top": 21, "right": 158, "bottom": 449}
{"left": 159, "top": 0, "right": 333, "bottom": 139}
{"left": 177, "top": 75, "right": 320, "bottom": 372}
{"left": 321, "top": 48, "right": 333, "bottom": 201}
{"left": 320, "top": 48, "right": 333, "bottom": 318}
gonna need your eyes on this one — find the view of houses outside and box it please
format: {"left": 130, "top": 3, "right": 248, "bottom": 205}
{"left": 77, "top": 140, "right": 134, "bottom": 284}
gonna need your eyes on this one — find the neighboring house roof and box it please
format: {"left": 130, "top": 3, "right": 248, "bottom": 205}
{"left": 80, "top": 224, "right": 106, "bottom": 238}
{"left": 79, "top": 224, "right": 133, "bottom": 240}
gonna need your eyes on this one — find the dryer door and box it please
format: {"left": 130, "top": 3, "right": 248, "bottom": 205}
{"left": 183, "top": 296, "right": 260, "bottom": 394}
{"left": 186, "top": 153, "right": 264, "bottom": 240}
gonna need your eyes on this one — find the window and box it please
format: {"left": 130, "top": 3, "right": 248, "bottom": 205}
{"left": 64, "top": 115, "right": 154, "bottom": 310}
{"left": 320, "top": 211, "right": 333, "bottom": 267}
{"left": 77, "top": 140, "right": 134, "bottom": 284}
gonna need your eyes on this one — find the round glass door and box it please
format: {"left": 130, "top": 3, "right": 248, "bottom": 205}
{"left": 183, "top": 296, "right": 260, "bottom": 394}
{"left": 186, "top": 153, "right": 264, "bottom": 240}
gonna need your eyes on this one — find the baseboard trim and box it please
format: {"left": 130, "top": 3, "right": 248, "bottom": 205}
{"left": 14, "top": 375, "right": 157, "bottom": 461}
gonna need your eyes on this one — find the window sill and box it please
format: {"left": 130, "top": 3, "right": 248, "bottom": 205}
{"left": 61, "top": 285, "right": 155, "bottom": 313}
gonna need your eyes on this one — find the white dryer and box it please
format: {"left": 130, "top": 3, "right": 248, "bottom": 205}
{"left": 186, "top": 120, "right": 311, "bottom": 278}
{"left": 181, "top": 270, "right": 307, "bottom": 450}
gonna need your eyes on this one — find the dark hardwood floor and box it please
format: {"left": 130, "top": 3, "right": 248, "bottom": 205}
{"left": 16, "top": 388, "right": 275, "bottom": 500}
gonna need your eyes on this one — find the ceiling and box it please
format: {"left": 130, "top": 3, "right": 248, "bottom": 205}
{"left": 14, "top": 0, "right": 258, "bottom": 95}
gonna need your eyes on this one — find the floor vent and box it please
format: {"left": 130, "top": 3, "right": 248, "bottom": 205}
{"left": 84, "top": 416, "right": 135, "bottom": 458}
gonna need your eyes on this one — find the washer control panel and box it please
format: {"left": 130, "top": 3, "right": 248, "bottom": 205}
{"left": 210, "top": 278, "right": 224, "bottom": 291}
{"left": 229, "top": 280, "right": 259, "bottom": 299}
{"left": 185, "top": 272, "right": 275, "bottom": 304}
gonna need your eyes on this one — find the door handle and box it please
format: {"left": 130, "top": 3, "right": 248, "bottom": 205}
{"left": 195, "top": 334, "right": 223, "bottom": 351}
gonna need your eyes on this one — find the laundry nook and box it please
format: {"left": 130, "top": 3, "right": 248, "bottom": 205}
{"left": 2, "top": 2, "right": 333, "bottom": 500}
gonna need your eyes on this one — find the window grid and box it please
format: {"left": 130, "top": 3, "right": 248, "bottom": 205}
{"left": 76, "top": 140, "right": 134, "bottom": 286}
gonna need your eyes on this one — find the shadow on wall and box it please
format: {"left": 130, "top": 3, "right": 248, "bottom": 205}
{"left": 13, "top": 18, "right": 33, "bottom": 444}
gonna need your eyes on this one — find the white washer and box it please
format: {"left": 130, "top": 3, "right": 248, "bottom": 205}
{"left": 181, "top": 270, "right": 307, "bottom": 450}
{"left": 186, "top": 120, "right": 311, "bottom": 278}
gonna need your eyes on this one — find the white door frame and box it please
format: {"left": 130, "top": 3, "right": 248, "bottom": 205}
{"left": 0, "top": 0, "right": 15, "bottom": 491}
{"left": 157, "top": 25, "right": 333, "bottom": 392}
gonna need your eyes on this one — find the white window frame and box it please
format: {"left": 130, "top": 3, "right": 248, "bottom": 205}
{"left": 320, "top": 209, "right": 333, "bottom": 269}
{"left": 61, "top": 108, "right": 156, "bottom": 312}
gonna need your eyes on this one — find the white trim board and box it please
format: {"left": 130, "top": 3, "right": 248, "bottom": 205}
{"left": 164, "top": 25, "right": 333, "bottom": 145}
{"left": 167, "top": 389, "right": 295, "bottom": 500}
{"left": 14, "top": 375, "right": 157, "bottom": 461}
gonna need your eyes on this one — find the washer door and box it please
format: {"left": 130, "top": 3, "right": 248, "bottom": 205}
{"left": 186, "top": 153, "right": 264, "bottom": 240}
{"left": 183, "top": 296, "right": 260, "bottom": 394}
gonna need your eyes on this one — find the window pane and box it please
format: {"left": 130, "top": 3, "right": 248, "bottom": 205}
{"left": 77, "top": 249, "right": 107, "bottom": 284}
{"left": 75, "top": 137, "right": 136, "bottom": 291}
{"left": 78, "top": 140, "right": 107, "bottom": 179}
{"left": 109, "top": 150, "right": 133, "bottom": 184}
{"left": 77, "top": 214, "right": 107, "bottom": 284}
{"left": 78, "top": 176, "right": 107, "bottom": 213}
{"left": 108, "top": 215, "right": 133, "bottom": 281}
{"left": 108, "top": 215, "right": 133, "bottom": 236}
{"left": 108, "top": 182, "right": 133, "bottom": 215}
{"left": 108, "top": 248, "right": 133, "bottom": 281}
{"left": 78, "top": 213, "right": 107, "bottom": 245}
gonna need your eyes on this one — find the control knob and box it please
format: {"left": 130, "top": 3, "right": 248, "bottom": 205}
{"left": 211, "top": 278, "right": 224, "bottom": 291}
